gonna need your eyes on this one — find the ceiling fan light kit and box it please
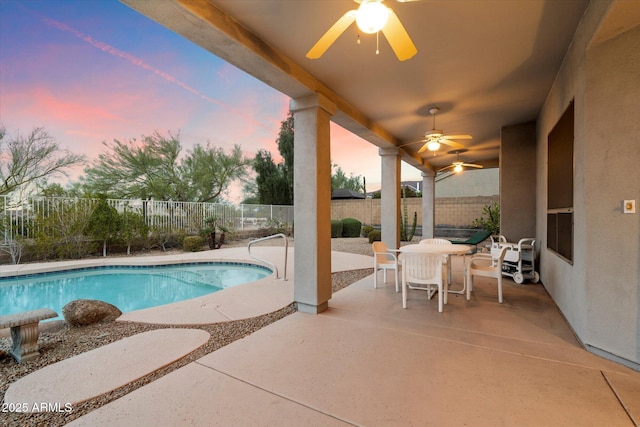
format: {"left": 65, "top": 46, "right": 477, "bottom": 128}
{"left": 397, "top": 106, "right": 472, "bottom": 155}
{"left": 306, "top": 0, "right": 417, "bottom": 61}
{"left": 356, "top": 1, "right": 390, "bottom": 34}
{"left": 426, "top": 140, "right": 441, "bottom": 152}
{"left": 439, "top": 149, "right": 483, "bottom": 173}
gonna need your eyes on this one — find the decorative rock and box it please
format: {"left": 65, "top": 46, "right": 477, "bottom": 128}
{"left": 62, "top": 300, "right": 122, "bottom": 327}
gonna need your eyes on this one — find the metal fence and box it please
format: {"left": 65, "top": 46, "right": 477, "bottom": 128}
{"left": 0, "top": 196, "right": 294, "bottom": 240}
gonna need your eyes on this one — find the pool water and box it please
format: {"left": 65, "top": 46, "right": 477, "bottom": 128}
{"left": 0, "top": 262, "right": 271, "bottom": 321}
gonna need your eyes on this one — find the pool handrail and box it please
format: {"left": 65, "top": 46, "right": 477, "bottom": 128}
{"left": 247, "top": 233, "right": 288, "bottom": 281}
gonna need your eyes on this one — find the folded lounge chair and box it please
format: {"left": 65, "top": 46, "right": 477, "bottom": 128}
{"left": 448, "top": 229, "right": 493, "bottom": 253}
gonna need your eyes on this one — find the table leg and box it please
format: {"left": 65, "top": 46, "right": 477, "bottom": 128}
{"left": 446, "top": 254, "right": 467, "bottom": 294}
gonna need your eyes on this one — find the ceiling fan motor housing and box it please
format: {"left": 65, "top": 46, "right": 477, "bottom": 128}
{"left": 425, "top": 129, "right": 444, "bottom": 139}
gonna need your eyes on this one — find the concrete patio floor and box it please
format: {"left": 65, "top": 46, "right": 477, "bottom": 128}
{"left": 4, "top": 248, "right": 640, "bottom": 425}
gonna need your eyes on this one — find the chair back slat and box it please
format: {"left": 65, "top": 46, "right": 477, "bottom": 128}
{"left": 419, "top": 238, "right": 452, "bottom": 246}
{"left": 402, "top": 253, "right": 442, "bottom": 284}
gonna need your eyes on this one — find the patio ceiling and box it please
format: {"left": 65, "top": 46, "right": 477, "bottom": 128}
{"left": 122, "top": 0, "right": 589, "bottom": 173}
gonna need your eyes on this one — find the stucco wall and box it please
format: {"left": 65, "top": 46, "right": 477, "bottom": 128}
{"left": 435, "top": 168, "right": 499, "bottom": 197}
{"left": 500, "top": 123, "right": 537, "bottom": 241}
{"left": 537, "top": 0, "right": 640, "bottom": 367}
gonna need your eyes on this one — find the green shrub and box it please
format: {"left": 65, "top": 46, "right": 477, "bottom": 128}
{"left": 368, "top": 230, "right": 381, "bottom": 243}
{"left": 182, "top": 235, "right": 205, "bottom": 252}
{"left": 330, "top": 220, "right": 343, "bottom": 238}
{"left": 361, "top": 225, "right": 374, "bottom": 238}
{"left": 472, "top": 202, "right": 500, "bottom": 235}
{"left": 341, "top": 218, "right": 362, "bottom": 237}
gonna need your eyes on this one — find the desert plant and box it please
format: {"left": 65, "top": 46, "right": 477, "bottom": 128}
{"left": 341, "top": 217, "right": 362, "bottom": 237}
{"left": 368, "top": 230, "right": 381, "bottom": 243}
{"left": 0, "top": 214, "right": 25, "bottom": 264}
{"left": 182, "top": 235, "right": 205, "bottom": 252}
{"left": 473, "top": 202, "right": 500, "bottom": 235}
{"left": 330, "top": 220, "right": 343, "bottom": 238}
{"left": 33, "top": 198, "right": 96, "bottom": 259}
{"left": 0, "top": 236, "right": 24, "bottom": 264}
{"left": 400, "top": 188, "right": 417, "bottom": 242}
{"left": 361, "top": 225, "right": 374, "bottom": 238}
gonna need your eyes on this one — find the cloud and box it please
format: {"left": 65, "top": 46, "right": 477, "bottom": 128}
{"left": 38, "top": 12, "right": 276, "bottom": 134}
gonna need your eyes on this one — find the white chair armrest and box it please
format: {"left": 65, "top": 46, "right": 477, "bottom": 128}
{"left": 470, "top": 253, "right": 493, "bottom": 261}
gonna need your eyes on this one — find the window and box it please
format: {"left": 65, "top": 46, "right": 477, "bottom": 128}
{"left": 547, "top": 101, "right": 574, "bottom": 262}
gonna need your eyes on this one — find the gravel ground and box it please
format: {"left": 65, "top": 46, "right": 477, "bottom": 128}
{"left": 0, "top": 237, "right": 374, "bottom": 426}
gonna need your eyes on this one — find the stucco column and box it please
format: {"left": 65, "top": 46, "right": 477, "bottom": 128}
{"left": 421, "top": 171, "right": 436, "bottom": 238}
{"left": 379, "top": 147, "right": 401, "bottom": 249}
{"left": 290, "top": 93, "right": 336, "bottom": 314}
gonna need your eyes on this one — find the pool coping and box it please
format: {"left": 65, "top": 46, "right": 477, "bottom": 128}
{"left": 0, "top": 246, "right": 374, "bottom": 325}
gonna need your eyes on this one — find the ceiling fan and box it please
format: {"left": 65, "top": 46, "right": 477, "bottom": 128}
{"left": 400, "top": 107, "right": 473, "bottom": 155}
{"left": 306, "top": 0, "right": 418, "bottom": 61}
{"left": 439, "top": 149, "right": 483, "bottom": 173}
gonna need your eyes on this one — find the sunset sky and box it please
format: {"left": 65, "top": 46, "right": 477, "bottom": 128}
{"left": 0, "top": 0, "right": 421, "bottom": 202}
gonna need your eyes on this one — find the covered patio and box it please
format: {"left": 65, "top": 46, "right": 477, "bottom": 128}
{"left": 122, "top": 0, "right": 640, "bottom": 371}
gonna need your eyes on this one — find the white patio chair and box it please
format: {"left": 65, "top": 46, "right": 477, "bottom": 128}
{"left": 372, "top": 241, "right": 400, "bottom": 292}
{"left": 465, "top": 245, "right": 509, "bottom": 303}
{"left": 400, "top": 252, "right": 447, "bottom": 312}
{"left": 420, "top": 238, "right": 453, "bottom": 284}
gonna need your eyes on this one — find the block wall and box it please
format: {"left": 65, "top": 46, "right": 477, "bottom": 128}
{"left": 331, "top": 195, "right": 499, "bottom": 227}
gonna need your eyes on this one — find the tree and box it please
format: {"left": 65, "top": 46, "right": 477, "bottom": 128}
{"left": 331, "top": 164, "right": 365, "bottom": 193}
{"left": 252, "top": 113, "right": 294, "bottom": 205}
{"left": 0, "top": 126, "right": 85, "bottom": 197}
{"left": 38, "top": 181, "right": 88, "bottom": 198}
{"left": 82, "top": 131, "right": 183, "bottom": 200}
{"left": 119, "top": 208, "right": 148, "bottom": 255}
{"left": 180, "top": 143, "right": 251, "bottom": 202}
{"left": 253, "top": 149, "right": 290, "bottom": 205}
{"left": 277, "top": 112, "right": 294, "bottom": 203}
{"left": 87, "top": 196, "right": 121, "bottom": 257}
{"left": 82, "top": 131, "right": 250, "bottom": 202}
{"left": 252, "top": 111, "right": 366, "bottom": 204}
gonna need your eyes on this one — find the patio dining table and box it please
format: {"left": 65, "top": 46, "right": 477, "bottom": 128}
{"left": 399, "top": 244, "right": 471, "bottom": 294}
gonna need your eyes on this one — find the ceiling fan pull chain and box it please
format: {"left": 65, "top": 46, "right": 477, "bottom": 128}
{"left": 376, "top": 31, "right": 380, "bottom": 55}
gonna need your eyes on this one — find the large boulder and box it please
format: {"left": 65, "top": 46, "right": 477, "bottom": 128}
{"left": 62, "top": 299, "right": 122, "bottom": 326}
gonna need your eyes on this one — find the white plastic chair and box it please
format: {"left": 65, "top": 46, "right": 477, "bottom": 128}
{"left": 400, "top": 252, "right": 447, "bottom": 312}
{"left": 466, "top": 246, "right": 509, "bottom": 303}
{"left": 372, "top": 241, "right": 400, "bottom": 292}
{"left": 420, "top": 238, "right": 453, "bottom": 285}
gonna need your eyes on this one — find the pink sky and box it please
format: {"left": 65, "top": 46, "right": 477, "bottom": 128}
{"left": 0, "top": 1, "right": 420, "bottom": 203}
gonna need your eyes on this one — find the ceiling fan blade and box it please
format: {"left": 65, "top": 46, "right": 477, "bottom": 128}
{"left": 463, "top": 163, "right": 484, "bottom": 169}
{"left": 306, "top": 11, "right": 356, "bottom": 59}
{"left": 442, "top": 134, "right": 472, "bottom": 140}
{"left": 380, "top": 10, "right": 417, "bottom": 61}
{"left": 398, "top": 139, "right": 427, "bottom": 148}
{"left": 439, "top": 140, "right": 466, "bottom": 149}
{"left": 416, "top": 143, "right": 430, "bottom": 154}
{"left": 438, "top": 164, "right": 455, "bottom": 172}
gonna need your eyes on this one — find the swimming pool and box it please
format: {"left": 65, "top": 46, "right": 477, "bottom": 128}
{"left": 0, "top": 262, "right": 271, "bottom": 321}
